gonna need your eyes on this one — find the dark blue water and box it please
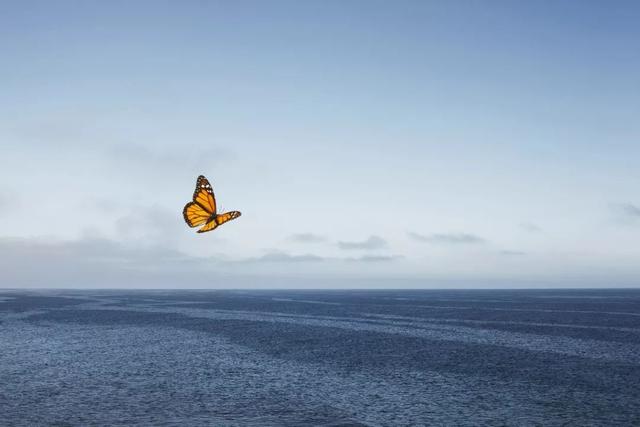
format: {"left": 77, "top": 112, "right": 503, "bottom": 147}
{"left": 1, "top": 289, "right": 640, "bottom": 426}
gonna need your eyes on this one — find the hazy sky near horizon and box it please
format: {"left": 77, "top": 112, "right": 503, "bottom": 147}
{"left": 1, "top": 0, "right": 639, "bottom": 288}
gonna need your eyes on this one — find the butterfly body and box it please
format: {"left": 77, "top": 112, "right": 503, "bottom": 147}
{"left": 183, "top": 175, "right": 241, "bottom": 233}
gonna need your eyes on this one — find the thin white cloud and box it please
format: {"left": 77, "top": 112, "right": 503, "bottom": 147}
{"left": 243, "top": 251, "right": 325, "bottom": 263}
{"left": 499, "top": 250, "right": 526, "bottom": 256}
{"left": 114, "top": 205, "right": 183, "bottom": 246}
{"left": 408, "top": 232, "right": 485, "bottom": 244}
{"left": 608, "top": 203, "right": 640, "bottom": 228}
{"left": 288, "top": 233, "right": 327, "bottom": 243}
{"left": 345, "top": 255, "right": 402, "bottom": 263}
{"left": 614, "top": 203, "right": 640, "bottom": 221}
{"left": 242, "top": 251, "right": 403, "bottom": 264}
{"left": 0, "top": 236, "right": 217, "bottom": 288}
{"left": 337, "top": 235, "right": 387, "bottom": 250}
{"left": 0, "top": 188, "right": 19, "bottom": 216}
{"left": 520, "top": 222, "right": 542, "bottom": 233}
{"left": 0, "top": 193, "right": 8, "bottom": 214}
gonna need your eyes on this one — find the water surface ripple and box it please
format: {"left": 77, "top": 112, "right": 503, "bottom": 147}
{"left": 1, "top": 289, "right": 639, "bottom": 426}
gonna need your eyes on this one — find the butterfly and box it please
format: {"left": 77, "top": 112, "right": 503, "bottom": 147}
{"left": 183, "top": 175, "right": 241, "bottom": 233}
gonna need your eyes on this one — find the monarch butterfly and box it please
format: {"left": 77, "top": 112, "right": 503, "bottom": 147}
{"left": 183, "top": 175, "right": 241, "bottom": 233}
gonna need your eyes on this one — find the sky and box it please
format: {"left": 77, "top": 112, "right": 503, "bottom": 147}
{"left": 1, "top": 0, "right": 639, "bottom": 288}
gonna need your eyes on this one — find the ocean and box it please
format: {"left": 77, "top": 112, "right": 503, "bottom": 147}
{"left": 1, "top": 289, "right": 639, "bottom": 426}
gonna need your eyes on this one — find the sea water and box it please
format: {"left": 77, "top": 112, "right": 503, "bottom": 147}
{"left": 1, "top": 289, "right": 639, "bottom": 426}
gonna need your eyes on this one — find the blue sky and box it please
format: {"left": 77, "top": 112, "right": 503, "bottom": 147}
{"left": 1, "top": 1, "right": 639, "bottom": 288}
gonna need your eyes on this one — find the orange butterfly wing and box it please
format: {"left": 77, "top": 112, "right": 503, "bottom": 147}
{"left": 197, "top": 211, "right": 241, "bottom": 233}
{"left": 183, "top": 175, "right": 216, "bottom": 227}
{"left": 193, "top": 175, "right": 217, "bottom": 214}
{"left": 183, "top": 202, "right": 210, "bottom": 227}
